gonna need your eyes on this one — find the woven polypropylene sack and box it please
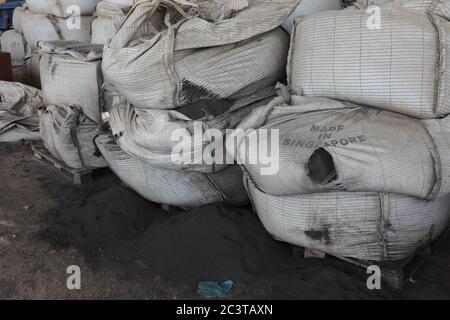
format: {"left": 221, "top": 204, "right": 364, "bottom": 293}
{"left": 0, "top": 81, "right": 43, "bottom": 143}
{"left": 109, "top": 89, "right": 275, "bottom": 172}
{"left": 235, "top": 95, "right": 450, "bottom": 200}
{"left": 25, "top": 0, "right": 101, "bottom": 18}
{"left": 245, "top": 175, "right": 450, "bottom": 262}
{"left": 39, "top": 105, "right": 107, "bottom": 169}
{"left": 39, "top": 41, "right": 104, "bottom": 123}
{"left": 12, "top": 7, "right": 26, "bottom": 32}
{"left": 0, "top": 111, "right": 40, "bottom": 143}
{"left": 289, "top": 8, "right": 450, "bottom": 119}
{"left": 95, "top": 134, "right": 248, "bottom": 208}
{"left": 91, "top": 1, "right": 130, "bottom": 45}
{"left": 20, "top": 9, "right": 92, "bottom": 50}
{"left": 102, "top": 0, "right": 297, "bottom": 109}
{"left": 281, "top": 0, "right": 342, "bottom": 34}
{"left": 0, "top": 30, "right": 27, "bottom": 63}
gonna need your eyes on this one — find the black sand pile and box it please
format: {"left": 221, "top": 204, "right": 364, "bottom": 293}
{"left": 44, "top": 187, "right": 293, "bottom": 281}
{"left": 43, "top": 185, "right": 169, "bottom": 257}
{"left": 42, "top": 185, "right": 393, "bottom": 299}
{"left": 137, "top": 203, "right": 293, "bottom": 282}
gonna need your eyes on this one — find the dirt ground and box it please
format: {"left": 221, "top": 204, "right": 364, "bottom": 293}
{"left": 0, "top": 143, "right": 449, "bottom": 300}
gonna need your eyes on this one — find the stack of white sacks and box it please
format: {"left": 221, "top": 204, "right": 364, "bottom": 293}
{"left": 38, "top": 40, "right": 107, "bottom": 170}
{"left": 0, "top": 0, "right": 130, "bottom": 88}
{"left": 95, "top": 0, "right": 302, "bottom": 208}
{"left": 236, "top": 0, "right": 450, "bottom": 262}
{"left": 4, "top": 0, "right": 448, "bottom": 263}
{"left": 0, "top": 0, "right": 137, "bottom": 163}
{"left": 95, "top": 0, "right": 344, "bottom": 208}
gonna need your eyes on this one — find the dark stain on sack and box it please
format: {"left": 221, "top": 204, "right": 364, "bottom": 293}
{"left": 180, "top": 79, "right": 219, "bottom": 104}
{"left": 384, "top": 221, "right": 396, "bottom": 233}
{"left": 305, "top": 226, "right": 331, "bottom": 244}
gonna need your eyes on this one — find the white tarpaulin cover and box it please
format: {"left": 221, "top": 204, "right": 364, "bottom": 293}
{"left": 39, "top": 41, "right": 104, "bottom": 124}
{"left": 95, "top": 134, "right": 248, "bottom": 208}
{"left": 236, "top": 93, "right": 450, "bottom": 200}
{"left": 289, "top": 6, "right": 450, "bottom": 119}
{"left": 102, "top": 0, "right": 298, "bottom": 109}
{"left": 0, "top": 81, "right": 43, "bottom": 143}
{"left": 39, "top": 105, "right": 107, "bottom": 169}
{"left": 109, "top": 89, "right": 275, "bottom": 172}
{"left": 245, "top": 174, "right": 450, "bottom": 261}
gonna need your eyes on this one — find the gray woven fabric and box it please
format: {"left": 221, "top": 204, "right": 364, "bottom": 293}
{"left": 289, "top": 8, "right": 450, "bottom": 119}
{"left": 281, "top": 0, "right": 342, "bottom": 34}
{"left": 0, "top": 111, "right": 40, "bottom": 143}
{"left": 19, "top": 9, "right": 92, "bottom": 50}
{"left": 39, "top": 41, "right": 104, "bottom": 123}
{"left": 235, "top": 94, "right": 450, "bottom": 200}
{"left": 102, "top": 0, "right": 296, "bottom": 109}
{"left": 39, "top": 105, "right": 107, "bottom": 169}
{"left": 245, "top": 174, "right": 450, "bottom": 261}
{"left": 0, "top": 81, "right": 43, "bottom": 143}
{"left": 109, "top": 89, "right": 275, "bottom": 172}
{"left": 96, "top": 134, "right": 248, "bottom": 208}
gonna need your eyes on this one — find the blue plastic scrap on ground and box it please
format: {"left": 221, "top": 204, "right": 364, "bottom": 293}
{"left": 197, "top": 280, "right": 234, "bottom": 298}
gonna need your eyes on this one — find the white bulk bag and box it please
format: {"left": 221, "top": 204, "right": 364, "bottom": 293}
{"left": 0, "top": 30, "right": 27, "bottom": 63}
{"left": 0, "top": 81, "right": 43, "bottom": 143}
{"left": 39, "top": 105, "right": 107, "bottom": 169}
{"left": 95, "top": 134, "right": 248, "bottom": 208}
{"left": 281, "top": 0, "right": 342, "bottom": 34}
{"left": 245, "top": 175, "right": 450, "bottom": 262}
{"left": 12, "top": 7, "right": 26, "bottom": 32}
{"left": 39, "top": 41, "right": 104, "bottom": 123}
{"left": 25, "top": 0, "right": 101, "bottom": 18}
{"left": 289, "top": 8, "right": 450, "bottom": 119}
{"left": 25, "top": 52, "right": 41, "bottom": 88}
{"left": 91, "top": 1, "right": 130, "bottom": 45}
{"left": 102, "top": 0, "right": 297, "bottom": 109}
{"left": 109, "top": 90, "right": 275, "bottom": 172}
{"left": 236, "top": 94, "right": 450, "bottom": 200}
{"left": 20, "top": 9, "right": 92, "bottom": 50}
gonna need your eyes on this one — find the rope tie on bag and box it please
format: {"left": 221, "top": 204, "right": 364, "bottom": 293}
{"left": 161, "top": 0, "right": 197, "bottom": 107}
{"left": 378, "top": 193, "right": 390, "bottom": 261}
{"left": 48, "top": 15, "right": 65, "bottom": 41}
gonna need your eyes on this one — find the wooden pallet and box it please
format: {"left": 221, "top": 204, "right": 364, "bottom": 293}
{"left": 303, "top": 229, "right": 449, "bottom": 290}
{"left": 31, "top": 143, "right": 93, "bottom": 185}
